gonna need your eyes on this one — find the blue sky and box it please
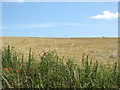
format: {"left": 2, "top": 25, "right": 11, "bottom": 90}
{"left": 2, "top": 2, "right": 118, "bottom": 37}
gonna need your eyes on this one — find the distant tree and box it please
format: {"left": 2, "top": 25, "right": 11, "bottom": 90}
{"left": 102, "top": 36, "right": 105, "bottom": 38}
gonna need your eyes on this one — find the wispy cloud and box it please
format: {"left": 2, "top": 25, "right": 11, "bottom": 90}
{"left": 4, "top": 23, "right": 55, "bottom": 30}
{"left": 6, "top": 22, "right": 83, "bottom": 29}
{"left": 0, "top": 26, "right": 7, "bottom": 29}
{"left": 30, "top": 23, "right": 56, "bottom": 28}
{"left": 48, "top": 22, "right": 84, "bottom": 26}
{"left": 62, "top": 23, "right": 84, "bottom": 26}
{"left": 90, "top": 11, "right": 119, "bottom": 19}
{"left": 29, "top": 22, "right": 84, "bottom": 28}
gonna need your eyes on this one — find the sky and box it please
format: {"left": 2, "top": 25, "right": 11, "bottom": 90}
{"left": 1, "top": 2, "right": 118, "bottom": 37}
{"left": 3, "top": 0, "right": 119, "bottom": 2}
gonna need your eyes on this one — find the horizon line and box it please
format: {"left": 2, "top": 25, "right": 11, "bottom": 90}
{"left": 0, "top": 36, "right": 118, "bottom": 38}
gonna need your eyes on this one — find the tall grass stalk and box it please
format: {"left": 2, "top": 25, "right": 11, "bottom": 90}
{"left": 2, "top": 45, "right": 119, "bottom": 88}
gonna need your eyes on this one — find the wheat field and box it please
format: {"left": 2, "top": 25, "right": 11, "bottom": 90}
{"left": 1, "top": 37, "right": 119, "bottom": 88}
{"left": 1, "top": 37, "right": 118, "bottom": 65}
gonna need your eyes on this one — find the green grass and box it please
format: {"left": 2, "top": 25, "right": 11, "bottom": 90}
{"left": 2, "top": 45, "right": 119, "bottom": 88}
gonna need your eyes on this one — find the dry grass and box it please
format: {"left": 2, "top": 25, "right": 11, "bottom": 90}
{"left": 1, "top": 37, "right": 118, "bottom": 65}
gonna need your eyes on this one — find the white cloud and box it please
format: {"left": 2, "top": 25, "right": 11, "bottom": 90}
{"left": 90, "top": 11, "right": 119, "bottom": 19}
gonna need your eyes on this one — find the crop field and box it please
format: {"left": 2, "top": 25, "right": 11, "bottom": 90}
{"left": 1, "top": 37, "right": 118, "bottom": 64}
{"left": 1, "top": 37, "right": 119, "bottom": 88}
